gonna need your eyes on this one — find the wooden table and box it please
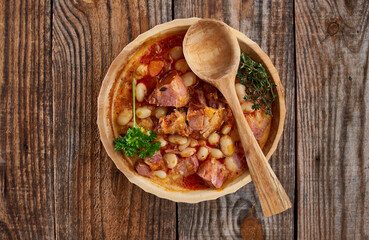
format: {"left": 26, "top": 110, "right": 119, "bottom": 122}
{"left": 0, "top": 0, "right": 368, "bottom": 239}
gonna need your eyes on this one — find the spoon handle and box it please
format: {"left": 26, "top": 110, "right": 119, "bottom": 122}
{"left": 220, "top": 82, "right": 291, "bottom": 217}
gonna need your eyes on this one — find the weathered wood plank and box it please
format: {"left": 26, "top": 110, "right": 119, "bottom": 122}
{"left": 52, "top": 0, "right": 175, "bottom": 239}
{"left": 0, "top": 0, "right": 54, "bottom": 239}
{"left": 174, "top": 0, "right": 296, "bottom": 239}
{"left": 295, "top": 0, "right": 369, "bottom": 239}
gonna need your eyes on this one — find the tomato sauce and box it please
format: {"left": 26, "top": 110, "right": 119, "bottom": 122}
{"left": 182, "top": 174, "right": 208, "bottom": 190}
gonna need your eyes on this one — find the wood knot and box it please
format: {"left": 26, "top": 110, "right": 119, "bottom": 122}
{"left": 327, "top": 21, "right": 339, "bottom": 36}
{"left": 240, "top": 206, "right": 263, "bottom": 240}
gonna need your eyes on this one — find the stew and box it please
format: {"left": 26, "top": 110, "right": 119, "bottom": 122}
{"left": 112, "top": 33, "right": 274, "bottom": 190}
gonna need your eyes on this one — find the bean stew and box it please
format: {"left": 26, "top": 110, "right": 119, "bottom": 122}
{"left": 112, "top": 33, "right": 273, "bottom": 190}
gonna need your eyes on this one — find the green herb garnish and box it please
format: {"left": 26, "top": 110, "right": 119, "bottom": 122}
{"left": 114, "top": 127, "right": 161, "bottom": 158}
{"left": 114, "top": 77, "right": 161, "bottom": 158}
{"left": 237, "top": 53, "right": 276, "bottom": 116}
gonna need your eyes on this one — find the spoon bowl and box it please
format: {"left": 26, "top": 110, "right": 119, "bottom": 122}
{"left": 183, "top": 19, "right": 291, "bottom": 217}
{"left": 183, "top": 19, "right": 240, "bottom": 82}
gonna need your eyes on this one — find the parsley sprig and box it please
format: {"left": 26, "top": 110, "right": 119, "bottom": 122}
{"left": 114, "top": 78, "right": 161, "bottom": 158}
{"left": 237, "top": 53, "right": 276, "bottom": 116}
{"left": 114, "top": 127, "right": 160, "bottom": 158}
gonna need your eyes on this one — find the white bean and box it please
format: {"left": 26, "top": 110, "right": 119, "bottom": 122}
{"left": 117, "top": 109, "right": 133, "bottom": 126}
{"left": 164, "top": 148, "right": 176, "bottom": 153}
{"left": 135, "top": 83, "right": 147, "bottom": 102}
{"left": 180, "top": 147, "right": 196, "bottom": 158}
{"left": 174, "top": 59, "right": 189, "bottom": 73}
{"left": 178, "top": 140, "right": 191, "bottom": 151}
{"left": 164, "top": 153, "right": 178, "bottom": 168}
{"left": 135, "top": 64, "right": 148, "bottom": 77}
{"left": 190, "top": 139, "right": 199, "bottom": 147}
{"left": 154, "top": 170, "right": 167, "bottom": 179}
{"left": 209, "top": 148, "right": 224, "bottom": 159}
{"left": 199, "top": 140, "right": 207, "bottom": 146}
{"left": 156, "top": 136, "right": 167, "bottom": 148}
{"left": 225, "top": 156, "right": 239, "bottom": 172}
{"left": 220, "top": 135, "right": 235, "bottom": 157}
{"left": 208, "top": 132, "right": 220, "bottom": 145}
{"left": 139, "top": 118, "right": 153, "bottom": 129}
{"left": 155, "top": 107, "right": 168, "bottom": 119}
{"left": 169, "top": 46, "right": 183, "bottom": 60}
{"left": 241, "top": 101, "right": 255, "bottom": 113}
{"left": 197, "top": 146, "right": 209, "bottom": 161}
{"left": 168, "top": 135, "right": 188, "bottom": 145}
{"left": 136, "top": 107, "right": 152, "bottom": 119}
{"left": 181, "top": 72, "right": 197, "bottom": 87}
{"left": 235, "top": 83, "right": 246, "bottom": 102}
{"left": 221, "top": 125, "right": 232, "bottom": 135}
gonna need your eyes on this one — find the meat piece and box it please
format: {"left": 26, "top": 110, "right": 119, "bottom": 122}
{"left": 203, "top": 84, "right": 226, "bottom": 108}
{"left": 187, "top": 106, "right": 225, "bottom": 138}
{"left": 187, "top": 87, "right": 224, "bottom": 135}
{"left": 245, "top": 111, "right": 272, "bottom": 148}
{"left": 186, "top": 90, "right": 207, "bottom": 131}
{"left": 174, "top": 155, "right": 199, "bottom": 177}
{"left": 208, "top": 99, "right": 219, "bottom": 109}
{"left": 156, "top": 110, "right": 191, "bottom": 136}
{"left": 144, "top": 152, "right": 164, "bottom": 170}
{"left": 203, "top": 84, "right": 218, "bottom": 101}
{"left": 224, "top": 107, "right": 234, "bottom": 124}
{"left": 233, "top": 152, "right": 247, "bottom": 170}
{"left": 187, "top": 103, "right": 204, "bottom": 131}
{"left": 190, "top": 89, "right": 206, "bottom": 107}
{"left": 201, "top": 107, "right": 225, "bottom": 138}
{"left": 197, "top": 159, "right": 228, "bottom": 188}
{"left": 149, "top": 70, "right": 189, "bottom": 108}
{"left": 135, "top": 162, "right": 152, "bottom": 178}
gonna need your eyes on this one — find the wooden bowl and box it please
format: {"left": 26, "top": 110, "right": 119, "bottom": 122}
{"left": 97, "top": 18, "right": 286, "bottom": 203}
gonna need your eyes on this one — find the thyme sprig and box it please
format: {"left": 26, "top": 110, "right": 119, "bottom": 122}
{"left": 236, "top": 53, "right": 276, "bottom": 116}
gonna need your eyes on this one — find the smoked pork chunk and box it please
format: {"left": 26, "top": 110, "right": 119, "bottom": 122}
{"left": 174, "top": 155, "right": 199, "bottom": 177}
{"left": 197, "top": 159, "right": 228, "bottom": 188}
{"left": 149, "top": 70, "right": 189, "bottom": 108}
{"left": 135, "top": 162, "right": 153, "bottom": 177}
{"left": 187, "top": 103, "right": 204, "bottom": 131}
{"left": 144, "top": 152, "right": 164, "bottom": 170}
{"left": 187, "top": 106, "right": 225, "bottom": 138}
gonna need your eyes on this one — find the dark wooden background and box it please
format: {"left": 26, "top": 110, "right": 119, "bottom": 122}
{"left": 0, "top": 0, "right": 368, "bottom": 239}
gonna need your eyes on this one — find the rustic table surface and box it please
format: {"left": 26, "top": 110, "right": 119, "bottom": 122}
{"left": 0, "top": 0, "right": 368, "bottom": 239}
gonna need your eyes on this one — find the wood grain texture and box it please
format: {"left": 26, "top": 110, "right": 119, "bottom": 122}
{"left": 174, "top": 0, "right": 296, "bottom": 239}
{"left": 3, "top": 0, "right": 368, "bottom": 239}
{"left": 52, "top": 0, "right": 175, "bottom": 239}
{"left": 0, "top": 1, "right": 54, "bottom": 239}
{"left": 295, "top": 0, "right": 369, "bottom": 239}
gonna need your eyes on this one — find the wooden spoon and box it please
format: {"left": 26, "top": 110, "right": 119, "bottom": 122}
{"left": 183, "top": 19, "right": 291, "bottom": 217}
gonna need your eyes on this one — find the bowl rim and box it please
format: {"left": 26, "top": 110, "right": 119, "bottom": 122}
{"left": 97, "top": 17, "right": 286, "bottom": 203}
